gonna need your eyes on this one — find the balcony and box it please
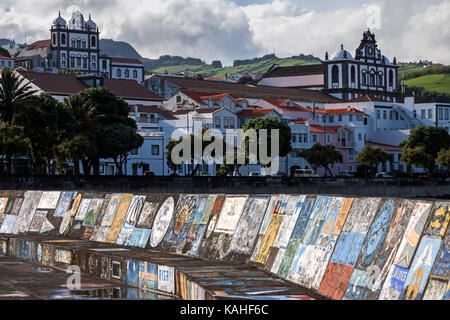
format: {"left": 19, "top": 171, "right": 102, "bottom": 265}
{"left": 337, "top": 140, "right": 355, "bottom": 149}
{"left": 137, "top": 117, "right": 160, "bottom": 124}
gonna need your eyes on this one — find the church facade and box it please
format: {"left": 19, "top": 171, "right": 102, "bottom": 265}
{"left": 50, "top": 11, "right": 100, "bottom": 74}
{"left": 259, "top": 30, "right": 399, "bottom": 102}
{"left": 323, "top": 30, "right": 398, "bottom": 102}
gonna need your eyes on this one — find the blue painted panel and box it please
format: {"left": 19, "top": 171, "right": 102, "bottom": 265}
{"left": 330, "top": 232, "right": 367, "bottom": 267}
{"left": 400, "top": 237, "right": 442, "bottom": 300}
{"left": 343, "top": 269, "right": 369, "bottom": 300}
{"left": 360, "top": 199, "right": 395, "bottom": 266}
{"left": 126, "top": 259, "right": 140, "bottom": 287}
{"left": 128, "top": 228, "right": 151, "bottom": 248}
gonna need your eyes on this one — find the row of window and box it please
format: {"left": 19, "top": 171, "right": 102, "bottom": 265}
{"left": 331, "top": 65, "right": 395, "bottom": 87}
{"left": 322, "top": 114, "right": 364, "bottom": 123}
{"left": 377, "top": 109, "right": 403, "bottom": 121}
{"left": 292, "top": 133, "right": 309, "bottom": 144}
{"left": 0, "top": 60, "right": 13, "bottom": 68}
{"left": 53, "top": 33, "right": 97, "bottom": 48}
{"left": 60, "top": 53, "right": 97, "bottom": 69}
{"left": 130, "top": 145, "right": 160, "bottom": 156}
{"left": 116, "top": 68, "right": 139, "bottom": 79}
{"left": 215, "top": 117, "right": 236, "bottom": 129}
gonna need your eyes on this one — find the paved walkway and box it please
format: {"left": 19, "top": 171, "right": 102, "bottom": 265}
{"left": 0, "top": 255, "right": 176, "bottom": 300}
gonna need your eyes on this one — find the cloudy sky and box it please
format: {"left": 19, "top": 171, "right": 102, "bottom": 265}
{"left": 1, "top": 0, "right": 449, "bottom": 66}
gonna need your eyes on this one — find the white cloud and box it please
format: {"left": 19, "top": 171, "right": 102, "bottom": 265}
{"left": 0, "top": 0, "right": 449, "bottom": 65}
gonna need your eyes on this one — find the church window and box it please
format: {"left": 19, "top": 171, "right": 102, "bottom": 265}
{"left": 369, "top": 71, "right": 376, "bottom": 86}
{"left": 351, "top": 66, "right": 356, "bottom": 83}
{"left": 133, "top": 70, "right": 138, "bottom": 79}
{"left": 77, "top": 55, "right": 81, "bottom": 67}
{"left": 71, "top": 40, "right": 75, "bottom": 48}
{"left": 332, "top": 65, "right": 339, "bottom": 85}
{"left": 77, "top": 39, "right": 81, "bottom": 48}
{"left": 70, "top": 55, "right": 75, "bottom": 68}
{"left": 117, "top": 69, "right": 121, "bottom": 77}
{"left": 125, "top": 69, "right": 130, "bottom": 78}
{"left": 378, "top": 72, "right": 383, "bottom": 86}
{"left": 91, "top": 36, "right": 96, "bottom": 47}
{"left": 52, "top": 33, "right": 57, "bottom": 46}
{"left": 361, "top": 70, "right": 367, "bottom": 86}
{"left": 82, "top": 40, "right": 86, "bottom": 49}
{"left": 389, "top": 70, "right": 394, "bottom": 87}
{"left": 83, "top": 57, "right": 87, "bottom": 68}
{"left": 61, "top": 34, "right": 66, "bottom": 45}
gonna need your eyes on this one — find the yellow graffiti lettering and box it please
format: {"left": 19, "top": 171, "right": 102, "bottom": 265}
{"left": 406, "top": 267, "right": 423, "bottom": 300}
{"left": 434, "top": 207, "right": 445, "bottom": 217}
{"left": 430, "top": 220, "right": 441, "bottom": 229}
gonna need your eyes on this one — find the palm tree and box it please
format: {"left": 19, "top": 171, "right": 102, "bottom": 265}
{"left": 61, "top": 94, "right": 103, "bottom": 175}
{"left": 0, "top": 68, "right": 37, "bottom": 124}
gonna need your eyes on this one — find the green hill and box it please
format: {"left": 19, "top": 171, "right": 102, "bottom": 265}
{"left": 405, "top": 74, "right": 450, "bottom": 94}
{"left": 147, "top": 54, "right": 322, "bottom": 78}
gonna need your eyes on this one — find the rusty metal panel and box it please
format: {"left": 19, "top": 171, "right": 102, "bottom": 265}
{"left": 116, "top": 195, "right": 146, "bottom": 245}
{"left": 318, "top": 262, "right": 353, "bottom": 300}
{"left": 400, "top": 236, "right": 442, "bottom": 300}
{"left": 106, "top": 193, "right": 133, "bottom": 243}
{"left": 424, "top": 202, "right": 450, "bottom": 239}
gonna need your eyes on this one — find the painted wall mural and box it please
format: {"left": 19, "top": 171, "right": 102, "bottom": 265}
{"left": 0, "top": 189, "right": 449, "bottom": 301}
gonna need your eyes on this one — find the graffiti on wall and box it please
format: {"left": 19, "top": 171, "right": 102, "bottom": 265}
{"left": 149, "top": 197, "right": 175, "bottom": 248}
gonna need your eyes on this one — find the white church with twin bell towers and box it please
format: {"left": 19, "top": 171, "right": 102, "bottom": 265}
{"left": 259, "top": 30, "right": 399, "bottom": 102}
{"left": 15, "top": 10, "right": 145, "bottom": 83}
{"left": 51, "top": 11, "right": 100, "bottom": 73}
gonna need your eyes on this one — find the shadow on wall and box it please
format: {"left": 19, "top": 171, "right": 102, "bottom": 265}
{"left": 0, "top": 190, "right": 449, "bottom": 300}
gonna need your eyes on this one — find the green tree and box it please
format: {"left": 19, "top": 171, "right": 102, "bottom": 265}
{"left": 436, "top": 148, "right": 450, "bottom": 175}
{"left": 356, "top": 145, "right": 393, "bottom": 177}
{"left": 242, "top": 117, "right": 292, "bottom": 174}
{"left": 166, "top": 128, "right": 226, "bottom": 176}
{"left": 0, "top": 123, "right": 30, "bottom": 175}
{"left": 400, "top": 126, "right": 450, "bottom": 173}
{"left": 17, "top": 94, "right": 74, "bottom": 174}
{"left": 0, "top": 67, "right": 37, "bottom": 124}
{"left": 301, "top": 144, "right": 343, "bottom": 177}
{"left": 401, "top": 146, "right": 435, "bottom": 173}
{"left": 102, "top": 123, "right": 144, "bottom": 175}
{"left": 0, "top": 48, "right": 11, "bottom": 58}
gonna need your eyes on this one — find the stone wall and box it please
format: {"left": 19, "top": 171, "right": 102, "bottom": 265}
{"left": 0, "top": 190, "right": 449, "bottom": 300}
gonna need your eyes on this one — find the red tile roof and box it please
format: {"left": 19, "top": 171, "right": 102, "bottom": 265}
{"left": 0, "top": 55, "right": 13, "bottom": 60}
{"left": 262, "top": 64, "right": 324, "bottom": 79}
{"left": 263, "top": 98, "right": 311, "bottom": 112}
{"left": 182, "top": 91, "right": 223, "bottom": 104}
{"left": 110, "top": 57, "right": 144, "bottom": 65}
{"left": 28, "top": 40, "right": 51, "bottom": 50}
{"left": 367, "top": 142, "right": 402, "bottom": 151}
{"left": 310, "top": 125, "right": 343, "bottom": 133}
{"left": 349, "top": 94, "right": 391, "bottom": 103}
{"left": 291, "top": 118, "right": 311, "bottom": 125}
{"left": 172, "top": 108, "right": 224, "bottom": 115}
{"left": 158, "top": 76, "right": 341, "bottom": 103}
{"left": 18, "top": 71, "right": 162, "bottom": 101}
{"left": 135, "top": 105, "right": 177, "bottom": 120}
{"left": 315, "top": 107, "right": 368, "bottom": 116}
{"left": 238, "top": 109, "right": 276, "bottom": 117}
